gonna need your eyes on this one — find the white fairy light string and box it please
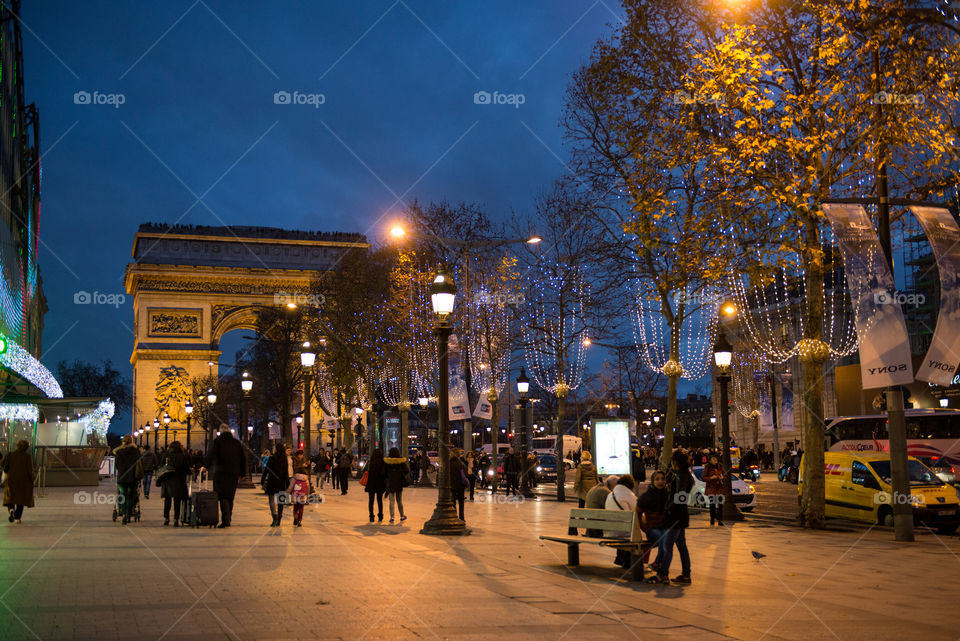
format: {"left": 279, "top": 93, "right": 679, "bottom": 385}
{"left": 729, "top": 224, "right": 857, "bottom": 364}
{"left": 632, "top": 284, "right": 720, "bottom": 380}
{"left": 466, "top": 287, "right": 510, "bottom": 398}
{"left": 0, "top": 340, "right": 63, "bottom": 398}
{"left": 521, "top": 260, "right": 589, "bottom": 396}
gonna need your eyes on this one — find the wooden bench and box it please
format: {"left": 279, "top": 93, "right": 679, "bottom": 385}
{"left": 539, "top": 508, "right": 653, "bottom": 581}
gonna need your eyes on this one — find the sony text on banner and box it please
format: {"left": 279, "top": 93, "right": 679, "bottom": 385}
{"left": 909, "top": 206, "right": 960, "bottom": 385}
{"left": 822, "top": 203, "right": 914, "bottom": 388}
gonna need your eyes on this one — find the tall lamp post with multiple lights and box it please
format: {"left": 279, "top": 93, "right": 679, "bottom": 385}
{"left": 301, "top": 341, "right": 316, "bottom": 454}
{"left": 421, "top": 270, "right": 468, "bottom": 536}
{"left": 713, "top": 331, "right": 744, "bottom": 523}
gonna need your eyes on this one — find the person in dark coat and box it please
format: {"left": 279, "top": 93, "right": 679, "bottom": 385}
{"left": 140, "top": 447, "right": 158, "bottom": 499}
{"left": 160, "top": 441, "right": 191, "bottom": 526}
{"left": 502, "top": 447, "right": 520, "bottom": 496}
{"left": 364, "top": 448, "right": 387, "bottom": 523}
{"left": 337, "top": 449, "right": 353, "bottom": 494}
{"left": 631, "top": 447, "right": 646, "bottom": 483}
{"left": 204, "top": 429, "right": 245, "bottom": 528}
{"left": 648, "top": 450, "right": 694, "bottom": 585}
{"left": 113, "top": 435, "right": 142, "bottom": 524}
{"left": 384, "top": 447, "right": 409, "bottom": 524}
{"left": 2, "top": 440, "right": 35, "bottom": 523}
{"left": 449, "top": 448, "right": 467, "bottom": 521}
{"left": 261, "top": 443, "right": 290, "bottom": 527}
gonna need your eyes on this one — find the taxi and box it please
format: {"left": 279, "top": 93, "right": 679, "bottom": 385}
{"left": 799, "top": 451, "right": 960, "bottom": 534}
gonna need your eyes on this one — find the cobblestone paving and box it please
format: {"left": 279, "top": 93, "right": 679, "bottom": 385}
{"left": 0, "top": 480, "right": 957, "bottom": 641}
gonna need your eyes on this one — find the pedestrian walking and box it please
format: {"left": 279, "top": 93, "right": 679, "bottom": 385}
{"left": 331, "top": 449, "right": 341, "bottom": 490}
{"left": 140, "top": 446, "right": 158, "bottom": 499}
{"left": 160, "top": 441, "right": 191, "bottom": 526}
{"left": 449, "top": 448, "right": 467, "bottom": 521}
{"left": 637, "top": 469, "right": 669, "bottom": 572}
{"left": 605, "top": 474, "right": 637, "bottom": 568}
{"left": 647, "top": 450, "right": 693, "bottom": 585}
{"left": 502, "top": 447, "right": 520, "bottom": 496}
{"left": 113, "top": 435, "right": 142, "bottom": 525}
{"left": 702, "top": 454, "right": 725, "bottom": 527}
{"left": 465, "top": 450, "right": 477, "bottom": 501}
{"left": 261, "top": 443, "right": 290, "bottom": 527}
{"left": 2, "top": 440, "right": 35, "bottom": 524}
{"left": 630, "top": 447, "right": 646, "bottom": 483}
{"left": 203, "top": 428, "right": 244, "bottom": 528}
{"left": 337, "top": 449, "right": 353, "bottom": 494}
{"left": 383, "top": 447, "right": 409, "bottom": 524}
{"left": 364, "top": 448, "right": 387, "bottom": 523}
{"left": 478, "top": 451, "right": 490, "bottom": 489}
{"left": 290, "top": 449, "right": 312, "bottom": 527}
{"left": 573, "top": 451, "right": 599, "bottom": 508}
{"left": 418, "top": 451, "right": 431, "bottom": 487}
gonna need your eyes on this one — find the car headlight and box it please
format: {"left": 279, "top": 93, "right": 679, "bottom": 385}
{"left": 487, "top": 470, "right": 493, "bottom": 476}
{"left": 536, "top": 466, "right": 542, "bottom": 472}
{"left": 749, "top": 485, "right": 756, "bottom": 493}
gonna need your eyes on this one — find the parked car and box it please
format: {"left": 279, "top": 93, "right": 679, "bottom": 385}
{"left": 535, "top": 454, "right": 558, "bottom": 482}
{"left": 921, "top": 457, "right": 958, "bottom": 486}
{"left": 689, "top": 465, "right": 756, "bottom": 512}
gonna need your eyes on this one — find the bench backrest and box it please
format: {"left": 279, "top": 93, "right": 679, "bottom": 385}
{"left": 568, "top": 508, "right": 640, "bottom": 542}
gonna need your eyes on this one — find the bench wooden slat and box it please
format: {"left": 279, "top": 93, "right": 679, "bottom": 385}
{"left": 568, "top": 519, "right": 633, "bottom": 531}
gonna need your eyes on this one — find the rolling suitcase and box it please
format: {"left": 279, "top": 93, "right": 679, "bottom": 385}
{"left": 190, "top": 471, "right": 219, "bottom": 528}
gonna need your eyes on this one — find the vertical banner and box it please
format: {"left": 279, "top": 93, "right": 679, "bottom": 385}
{"left": 383, "top": 412, "right": 401, "bottom": 453}
{"left": 779, "top": 371, "right": 794, "bottom": 432}
{"left": 822, "top": 203, "right": 914, "bottom": 388}
{"left": 322, "top": 412, "right": 339, "bottom": 431}
{"left": 472, "top": 396, "right": 493, "bottom": 420}
{"left": 448, "top": 334, "right": 470, "bottom": 421}
{"left": 268, "top": 421, "right": 281, "bottom": 440}
{"left": 910, "top": 206, "right": 960, "bottom": 385}
{"left": 758, "top": 377, "right": 773, "bottom": 432}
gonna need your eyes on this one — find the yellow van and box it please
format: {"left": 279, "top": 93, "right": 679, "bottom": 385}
{"left": 799, "top": 451, "right": 960, "bottom": 534}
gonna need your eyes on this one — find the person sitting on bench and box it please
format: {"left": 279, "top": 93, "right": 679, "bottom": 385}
{"left": 605, "top": 474, "right": 637, "bottom": 568}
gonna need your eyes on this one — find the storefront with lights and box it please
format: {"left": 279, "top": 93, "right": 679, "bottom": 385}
{"left": 0, "top": 337, "right": 115, "bottom": 486}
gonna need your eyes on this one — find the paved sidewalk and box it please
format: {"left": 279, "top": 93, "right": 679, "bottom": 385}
{"left": 0, "top": 481, "right": 957, "bottom": 641}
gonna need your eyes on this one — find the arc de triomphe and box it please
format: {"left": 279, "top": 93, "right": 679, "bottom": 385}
{"left": 124, "top": 223, "right": 367, "bottom": 443}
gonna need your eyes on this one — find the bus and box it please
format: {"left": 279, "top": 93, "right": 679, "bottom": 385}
{"left": 531, "top": 435, "right": 582, "bottom": 461}
{"left": 824, "top": 408, "right": 960, "bottom": 465}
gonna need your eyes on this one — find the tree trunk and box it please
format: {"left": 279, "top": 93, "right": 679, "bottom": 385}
{"left": 798, "top": 217, "right": 826, "bottom": 529}
{"left": 660, "top": 374, "right": 679, "bottom": 470}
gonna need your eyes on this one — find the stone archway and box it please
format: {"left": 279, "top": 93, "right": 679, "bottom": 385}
{"left": 124, "top": 224, "right": 367, "bottom": 445}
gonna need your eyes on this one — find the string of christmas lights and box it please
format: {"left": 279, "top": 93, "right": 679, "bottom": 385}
{"left": 632, "top": 284, "right": 719, "bottom": 380}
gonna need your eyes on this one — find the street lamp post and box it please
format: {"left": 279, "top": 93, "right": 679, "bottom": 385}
{"left": 517, "top": 369, "right": 536, "bottom": 499}
{"left": 184, "top": 400, "right": 193, "bottom": 451}
{"left": 163, "top": 412, "right": 171, "bottom": 449}
{"left": 206, "top": 388, "right": 217, "bottom": 453}
{"left": 301, "top": 342, "right": 316, "bottom": 454}
{"left": 714, "top": 331, "right": 744, "bottom": 523}
{"left": 152, "top": 418, "right": 159, "bottom": 451}
{"left": 421, "top": 270, "right": 469, "bottom": 536}
{"left": 239, "top": 371, "right": 255, "bottom": 488}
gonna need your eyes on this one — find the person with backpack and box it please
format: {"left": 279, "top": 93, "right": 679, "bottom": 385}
{"left": 261, "top": 443, "right": 290, "bottom": 527}
{"left": 384, "top": 447, "right": 410, "bottom": 524}
{"left": 364, "top": 448, "right": 387, "bottom": 523}
{"left": 647, "top": 450, "right": 694, "bottom": 585}
{"left": 159, "top": 441, "right": 191, "bottom": 526}
{"left": 113, "top": 435, "right": 142, "bottom": 525}
{"left": 337, "top": 449, "right": 353, "bottom": 495}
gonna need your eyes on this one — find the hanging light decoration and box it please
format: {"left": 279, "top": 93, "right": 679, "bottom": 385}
{"left": 729, "top": 224, "right": 857, "bottom": 364}
{"left": 521, "top": 259, "right": 589, "bottom": 396}
{"left": 633, "top": 284, "right": 720, "bottom": 381}
{"left": 466, "top": 286, "right": 511, "bottom": 399}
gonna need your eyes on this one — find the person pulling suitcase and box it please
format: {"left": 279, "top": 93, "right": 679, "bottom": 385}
{"left": 203, "top": 427, "right": 245, "bottom": 528}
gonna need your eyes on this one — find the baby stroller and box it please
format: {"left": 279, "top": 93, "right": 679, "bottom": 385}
{"left": 111, "top": 482, "right": 141, "bottom": 523}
